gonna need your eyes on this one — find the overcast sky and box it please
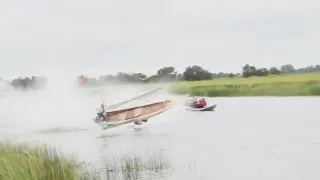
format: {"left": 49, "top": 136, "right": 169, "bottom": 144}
{"left": 0, "top": 0, "right": 319, "bottom": 79}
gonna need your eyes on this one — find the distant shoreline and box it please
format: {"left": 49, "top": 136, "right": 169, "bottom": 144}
{"left": 1, "top": 63, "right": 320, "bottom": 97}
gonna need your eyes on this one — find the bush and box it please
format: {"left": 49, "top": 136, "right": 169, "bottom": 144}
{"left": 309, "top": 84, "right": 320, "bottom": 95}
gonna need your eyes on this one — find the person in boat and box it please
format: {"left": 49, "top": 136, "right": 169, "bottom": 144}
{"left": 192, "top": 97, "right": 207, "bottom": 108}
{"left": 186, "top": 97, "right": 197, "bottom": 106}
{"left": 190, "top": 97, "right": 197, "bottom": 104}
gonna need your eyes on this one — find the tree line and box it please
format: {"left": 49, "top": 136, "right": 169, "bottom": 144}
{"left": 241, "top": 64, "right": 320, "bottom": 78}
{"left": 0, "top": 76, "right": 48, "bottom": 90}
{"left": 1, "top": 64, "right": 319, "bottom": 89}
{"left": 78, "top": 63, "right": 320, "bottom": 86}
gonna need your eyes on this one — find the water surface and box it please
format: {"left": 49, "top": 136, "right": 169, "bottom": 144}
{"left": 1, "top": 87, "right": 320, "bottom": 180}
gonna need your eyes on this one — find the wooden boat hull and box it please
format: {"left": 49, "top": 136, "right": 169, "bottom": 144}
{"left": 97, "top": 100, "right": 174, "bottom": 130}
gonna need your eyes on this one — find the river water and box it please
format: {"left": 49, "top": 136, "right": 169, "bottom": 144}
{"left": 1, "top": 86, "right": 320, "bottom": 180}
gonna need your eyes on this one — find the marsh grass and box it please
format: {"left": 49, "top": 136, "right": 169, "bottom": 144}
{"left": 102, "top": 152, "right": 172, "bottom": 180}
{"left": 0, "top": 140, "right": 172, "bottom": 180}
{"left": 0, "top": 140, "right": 98, "bottom": 180}
{"left": 170, "top": 73, "right": 320, "bottom": 97}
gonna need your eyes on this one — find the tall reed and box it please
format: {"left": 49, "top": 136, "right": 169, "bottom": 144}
{"left": 0, "top": 140, "right": 171, "bottom": 180}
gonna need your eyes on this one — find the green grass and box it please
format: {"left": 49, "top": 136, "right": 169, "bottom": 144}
{"left": 170, "top": 73, "right": 320, "bottom": 97}
{"left": 0, "top": 140, "right": 172, "bottom": 180}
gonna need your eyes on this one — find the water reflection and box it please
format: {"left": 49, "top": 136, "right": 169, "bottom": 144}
{"left": 96, "top": 133, "right": 173, "bottom": 180}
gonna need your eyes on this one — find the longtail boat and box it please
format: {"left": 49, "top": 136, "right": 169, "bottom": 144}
{"left": 93, "top": 88, "right": 174, "bottom": 130}
{"left": 94, "top": 100, "right": 174, "bottom": 130}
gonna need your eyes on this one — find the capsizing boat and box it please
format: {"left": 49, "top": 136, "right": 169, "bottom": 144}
{"left": 94, "top": 100, "right": 174, "bottom": 130}
{"left": 93, "top": 88, "right": 174, "bottom": 130}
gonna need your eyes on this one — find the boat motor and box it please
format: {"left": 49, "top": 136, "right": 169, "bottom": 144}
{"left": 94, "top": 107, "right": 106, "bottom": 123}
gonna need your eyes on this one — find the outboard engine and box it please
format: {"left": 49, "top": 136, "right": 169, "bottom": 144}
{"left": 94, "top": 108, "right": 105, "bottom": 124}
{"left": 94, "top": 115, "right": 104, "bottom": 124}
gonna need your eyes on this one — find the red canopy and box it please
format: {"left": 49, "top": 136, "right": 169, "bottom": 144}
{"left": 79, "top": 78, "right": 87, "bottom": 84}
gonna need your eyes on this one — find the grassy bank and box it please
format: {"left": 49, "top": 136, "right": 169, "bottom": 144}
{"left": 170, "top": 73, "right": 320, "bottom": 97}
{"left": 0, "top": 140, "right": 171, "bottom": 180}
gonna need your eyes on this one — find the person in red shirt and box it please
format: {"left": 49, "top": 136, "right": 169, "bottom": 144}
{"left": 198, "top": 97, "right": 207, "bottom": 108}
{"left": 192, "top": 97, "right": 207, "bottom": 108}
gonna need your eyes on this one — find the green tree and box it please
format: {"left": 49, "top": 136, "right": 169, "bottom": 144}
{"left": 156, "top": 66, "right": 175, "bottom": 75}
{"left": 242, "top": 64, "right": 257, "bottom": 78}
{"left": 182, "top": 65, "right": 212, "bottom": 81}
{"left": 280, "top": 64, "right": 295, "bottom": 73}
{"left": 269, "top": 67, "right": 281, "bottom": 75}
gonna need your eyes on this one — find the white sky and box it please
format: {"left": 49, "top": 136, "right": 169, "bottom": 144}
{"left": 0, "top": 0, "right": 319, "bottom": 79}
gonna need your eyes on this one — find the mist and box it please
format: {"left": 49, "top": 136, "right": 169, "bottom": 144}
{"left": 0, "top": 72, "right": 173, "bottom": 136}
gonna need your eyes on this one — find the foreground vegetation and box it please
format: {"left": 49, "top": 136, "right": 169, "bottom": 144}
{"left": 0, "top": 140, "right": 172, "bottom": 180}
{"left": 170, "top": 73, "right": 320, "bottom": 97}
